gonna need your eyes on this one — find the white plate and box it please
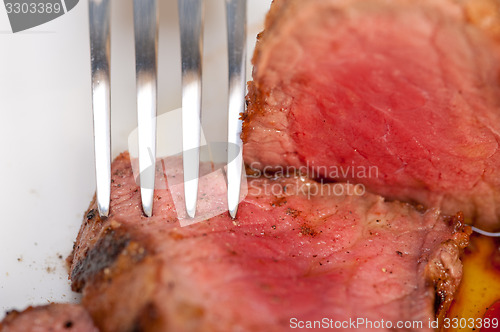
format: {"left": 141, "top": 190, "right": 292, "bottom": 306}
{"left": 0, "top": 0, "right": 271, "bottom": 318}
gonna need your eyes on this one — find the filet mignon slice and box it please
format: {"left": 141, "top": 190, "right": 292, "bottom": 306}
{"left": 68, "top": 153, "right": 470, "bottom": 331}
{"left": 242, "top": 0, "right": 500, "bottom": 231}
{"left": 0, "top": 304, "right": 98, "bottom": 332}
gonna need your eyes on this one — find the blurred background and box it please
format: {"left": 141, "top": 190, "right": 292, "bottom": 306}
{"left": 0, "top": 0, "right": 271, "bottom": 317}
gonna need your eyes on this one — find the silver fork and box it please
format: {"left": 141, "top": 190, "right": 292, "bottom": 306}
{"left": 89, "top": 0, "right": 111, "bottom": 218}
{"left": 133, "top": 0, "right": 159, "bottom": 217}
{"left": 178, "top": 0, "right": 247, "bottom": 218}
{"left": 90, "top": 0, "right": 246, "bottom": 218}
{"left": 89, "top": 0, "right": 158, "bottom": 218}
{"left": 225, "top": 0, "right": 247, "bottom": 218}
{"left": 178, "top": 0, "right": 204, "bottom": 219}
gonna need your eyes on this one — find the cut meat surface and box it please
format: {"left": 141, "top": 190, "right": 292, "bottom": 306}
{"left": 242, "top": 0, "right": 500, "bottom": 231}
{"left": 0, "top": 304, "right": 98, "bottom": 332}
{"left": 68, "top": 153, "right": 470, "bottom": 331}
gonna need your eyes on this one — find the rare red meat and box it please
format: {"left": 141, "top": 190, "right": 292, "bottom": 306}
{"left": 242, "top": 0, "right": 500, "bottom": 231}
{"left": 68, "top": 153, "right": 470, "bottom": 331}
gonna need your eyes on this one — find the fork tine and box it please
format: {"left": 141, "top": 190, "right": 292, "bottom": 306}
{"left": 89, "top": 0, "right": 111, "bottom": 218}
{"left": 133, "top": 0, "right": 159, "bottom": 217}
{"left": 226, "top": 0, "right": 246, "bottom": 219}
{"left": 178, "top": 0, "right": 204, "bottom": 218}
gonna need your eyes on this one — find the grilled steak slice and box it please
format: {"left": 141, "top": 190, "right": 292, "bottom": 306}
{"left": 68, "top": 153, "right": 470, "bottom": 332}
{"left": 0, "top": 304, "right": 98, "bottom": 332}
{"left": 242, "top": 0, "right": 500, "bottom": 231}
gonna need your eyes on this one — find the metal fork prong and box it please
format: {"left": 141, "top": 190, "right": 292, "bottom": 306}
{"left": 89, "top": 0, "right": 111, "bottom": 218}
{"left": 178, "top": 0, "right": 204, "bottom": 218}
{"left": 226, "top": 0, "right": 246, "bottom": 219}
{"left": 133, "top": 0, "right": 159, "bottom": 217}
